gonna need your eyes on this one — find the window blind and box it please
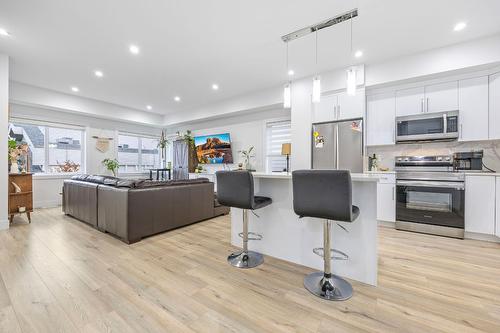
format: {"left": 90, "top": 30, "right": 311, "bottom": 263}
{"left": 265, "top": 120, "right": 291, "bottom": 172}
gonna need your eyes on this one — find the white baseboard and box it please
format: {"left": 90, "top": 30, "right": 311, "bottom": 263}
{"left": 378, "top": 220, "right": 395, "bottom": 228}
{"left": 34, "top": 200, "right": 61, "bottom": 209}
{"left": 465, "top": 232, "right": 500, "bottom": 243}
{"left": 0, "top": 219, "right": 9, "bottom": 231}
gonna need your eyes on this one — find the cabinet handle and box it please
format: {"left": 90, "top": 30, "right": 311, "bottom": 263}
{"left": 460, "top": 124, "right": 463, "bottom": 139}
{"left": 426, "top": 98, "right": 429, "bottom": 113}
{"left": 337, "top": 104, "right": 341, "bottom": 119}
{"left": 421, "top": 98, "right": 424, "bottom": 113}
{"left": 392, "top": 186, "right": 395, "bottom": 201}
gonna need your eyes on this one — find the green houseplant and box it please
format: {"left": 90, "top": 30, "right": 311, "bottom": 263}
{"left": 157, "top": 130, "right": 169, "bottom": 167}
{"left": 102, "top": 158, "right": 119, "bottom": 177}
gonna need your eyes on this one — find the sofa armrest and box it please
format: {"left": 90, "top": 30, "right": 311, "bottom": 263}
{"left": 97, "top": 185, "right": 130, "bottom": 241}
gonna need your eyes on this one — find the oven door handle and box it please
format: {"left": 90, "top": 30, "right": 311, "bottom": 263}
{"left": 396, "top": 180, "right": 464, "bottom": 190}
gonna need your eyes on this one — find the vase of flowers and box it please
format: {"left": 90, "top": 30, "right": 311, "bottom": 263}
{"left": 238, "top": 146, "right": 255, "bottom": 171}
{"left": 157, "top": 130, "right": 169, "bottom": 168}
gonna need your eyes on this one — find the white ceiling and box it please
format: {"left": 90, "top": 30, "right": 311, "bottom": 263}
{"left": 1, "top": 0, "right": 500, "bottom": 117}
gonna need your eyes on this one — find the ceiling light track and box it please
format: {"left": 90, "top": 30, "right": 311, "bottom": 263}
{"left": 281, "top": 9, "right": 358, "bottom": 43}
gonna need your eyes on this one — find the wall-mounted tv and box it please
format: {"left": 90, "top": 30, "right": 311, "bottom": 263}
{"left": 194, "top": 133, "right": 234, "bottom": 164}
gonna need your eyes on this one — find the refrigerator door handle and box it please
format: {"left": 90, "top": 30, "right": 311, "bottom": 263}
{"left": 336, "top": 124, "right": 340, "bottom": 169}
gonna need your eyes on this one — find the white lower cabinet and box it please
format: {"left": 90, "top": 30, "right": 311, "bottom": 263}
{"left": 376, "top": 175, "right": 396, "bottom": 222}
{"left": 496, "top": 177, "right": 500, "bottom": 238}
{"left": 465, "top": 175, "right": 496, "bottom": 234}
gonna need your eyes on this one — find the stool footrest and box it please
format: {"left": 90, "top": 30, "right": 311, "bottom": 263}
{"left": 238, "top": 232, "right": 263, "bottom": 241}
{"left": 313, "top": 247, "right": 349, "bottom": 260}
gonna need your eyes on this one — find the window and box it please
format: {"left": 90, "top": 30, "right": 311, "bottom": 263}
{"left": 118, "top": 134, "right": 160, "bottom": 173}
{"left": 265, "top": 120, "right": 291, "bottom": 172}
{"left": 9, "top": 122, "right": 85, "bottom": 174}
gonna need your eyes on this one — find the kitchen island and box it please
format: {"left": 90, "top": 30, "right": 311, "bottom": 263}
{"left": 230, "top": 172, "right": 381, "bottom": 286}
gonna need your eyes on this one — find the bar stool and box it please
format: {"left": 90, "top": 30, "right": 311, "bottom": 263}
{"left": 216, "top": 170, "right": 272, "bottom": 268}
{"left": 292, "top": 170, "right": 359, "bottom": 301}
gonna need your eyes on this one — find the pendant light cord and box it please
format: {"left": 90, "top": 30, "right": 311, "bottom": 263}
{"left": 350, "top": 13, "right": 353, "bottom": 54}
{"left": 315, "top": 29, "right": 318, "bottom": 67}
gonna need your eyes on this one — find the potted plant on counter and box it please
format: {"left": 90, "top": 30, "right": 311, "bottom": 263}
{"left": 239, "top": 146, "right": 255, "bottom": 171}
{"left": 102, "top": 158, "right": 119, "bottom": 177}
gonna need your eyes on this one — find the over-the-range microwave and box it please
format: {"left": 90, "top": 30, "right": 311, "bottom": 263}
{"left": 396, "top": 110, "right": 459, "bottom": 143}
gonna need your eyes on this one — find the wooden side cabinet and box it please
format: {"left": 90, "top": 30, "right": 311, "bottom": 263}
{"left": 8, "top": 173, "right": 33, "bottom": 224}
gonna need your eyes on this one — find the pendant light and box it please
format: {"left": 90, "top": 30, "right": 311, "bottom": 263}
{"left": 346, "top": 13, "right": 357, "bottom": 96}
{"left": 312, "top": 29, "right": 321, "bottom": 103}
{"left": 283, "top": 42, "right": 292, "bottom": 108}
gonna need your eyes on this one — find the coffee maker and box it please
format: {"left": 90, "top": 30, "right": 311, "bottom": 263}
{"left": 453, "top": 151, "right": 483, "bottom": 171}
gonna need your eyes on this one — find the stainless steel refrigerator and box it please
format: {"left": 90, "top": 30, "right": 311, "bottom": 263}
{"left": 312, "top": 119, "right": 363, "bottom": 172}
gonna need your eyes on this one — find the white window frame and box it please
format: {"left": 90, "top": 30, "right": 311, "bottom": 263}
{"left": 9, "top": 118, "right": 86, "bottom": 175}
{"left": 117, "top": 132, "right": 161, "bottom": 175}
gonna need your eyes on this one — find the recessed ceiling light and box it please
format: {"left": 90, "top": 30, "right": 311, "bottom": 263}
{"left": 94, "top": 70, "right": 103, "bottom": 78}
{"left": 354, "top": 50, "right": 363, "bottom": 58}
{"left": 174, "top": 96, "right": 181, "bottom": 102}
{"left": 288, "top": 70, "right": 295, "bottom": 76}
{"left": 0, "top": 28, "right": 10, "bottom": 37}
{"left": 454, "top": 22, "right": 467, "bottom": 32}
{"left": 212, "top": 84, "right": 219, "bottom": 90}
{"left": 129, "top": 44, "right": 140, "bottom": 55}
{"left": 146, "top": 105, "right": 152, "bottom": 110}
{"left": 71, "top": 86, "right": 79, "bottom": 92}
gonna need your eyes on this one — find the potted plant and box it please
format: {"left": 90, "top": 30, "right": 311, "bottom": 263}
{"left": 157, "top": 130, "right": 169, "bottom": 168}
{"left": 238, "top": 146, "right": 255, "bottom": 171}
{"left": 102, "top": 158, "right": 119, "bottom": 177}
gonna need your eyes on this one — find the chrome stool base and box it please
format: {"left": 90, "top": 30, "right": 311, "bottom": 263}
{"left": 304, "top": 271, "right": 353, "bottom": 301}
{"left": 228, "top": 250, "right": 264, "bottom": 268}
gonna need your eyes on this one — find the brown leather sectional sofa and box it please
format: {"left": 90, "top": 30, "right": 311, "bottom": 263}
{"left": 62, "top": 175, "right": 229, "bottom": 244}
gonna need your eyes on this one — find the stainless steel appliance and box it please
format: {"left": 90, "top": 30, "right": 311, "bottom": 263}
{"left": 453, "top": 151, "right": 483, "bottom": 171}
{"left": 395, "top": 155, "right": 465, "bottom": 238}
{"left": 396, "top": 110, "right": 459, "bottom": 143}
{"left": 312, "top": 119, "right": 363, "bottom": 172}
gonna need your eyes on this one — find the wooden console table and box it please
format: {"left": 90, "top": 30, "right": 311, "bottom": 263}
{"left": 8, "top": 173, "right": 33, "bottom": 224}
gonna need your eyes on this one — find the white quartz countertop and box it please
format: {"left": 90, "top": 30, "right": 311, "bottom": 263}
{"left": 251, "top": 172, "right": 383, "bottom": 182}
{"left": 463, "top": 172, "right": 500, "bottom": 176}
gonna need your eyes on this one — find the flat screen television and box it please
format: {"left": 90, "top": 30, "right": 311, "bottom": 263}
{"left": 194, "top": 133, "right": 234, "bottom": 164}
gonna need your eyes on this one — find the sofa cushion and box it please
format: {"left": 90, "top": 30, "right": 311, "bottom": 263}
{"left": 71, "top": 174, "right": 89, "bottom": 181}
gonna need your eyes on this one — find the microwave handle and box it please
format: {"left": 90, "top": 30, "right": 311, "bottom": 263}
{"left": 397, "top": 180, "right": 464, "bottom": 190}
{"left": 443, "top": 113, "right": 447, "bottom": 134}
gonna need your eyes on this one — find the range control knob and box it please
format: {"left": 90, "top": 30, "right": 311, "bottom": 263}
{"left": 445, "top": 156, "right": 451, "bottom": 161}
{"left": 437, "top": 157, "right": 443, "bottom": 161}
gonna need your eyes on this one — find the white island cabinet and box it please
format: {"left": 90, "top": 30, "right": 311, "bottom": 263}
{"left": 496, "top": 177, "right": 500, "bottom": 238}
{"left": 465, "top": 175, "right": 496, "bottom": 235}
{"left": 230, "top": 172, "right": 381, "bottom": 286}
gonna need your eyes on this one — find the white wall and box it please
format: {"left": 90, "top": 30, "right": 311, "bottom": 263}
{"left": 170, "top": 108, "right": 290, "bottom": 173}
{"left": 0, "top": 55, "right": 9, "bottom": 230}
{"left": 10, "top": 104, "right": 162, "bottom": 208}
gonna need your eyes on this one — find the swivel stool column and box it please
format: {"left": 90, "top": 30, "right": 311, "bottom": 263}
{"left": 292, "top": 170, "right": 359, "bottom": 301}
{"left": 216, "top": 170, "right": 272, "bottom": 268}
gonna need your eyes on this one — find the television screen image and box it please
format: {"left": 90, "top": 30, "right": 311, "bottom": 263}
{"left": 194, "top": 133, "right": 234, "bottom": 164}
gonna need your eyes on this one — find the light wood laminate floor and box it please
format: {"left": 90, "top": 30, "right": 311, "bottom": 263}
{"left": 1, "top": 208, "right": 500, "bottom": 333}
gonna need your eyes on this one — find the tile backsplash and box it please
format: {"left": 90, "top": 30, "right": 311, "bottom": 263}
{"left": 367, "top": 140, "right": 500, "bottom": 172}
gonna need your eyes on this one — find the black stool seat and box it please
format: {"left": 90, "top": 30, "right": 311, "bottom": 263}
{"left": 253, "top": 196, "right": 272, "bottom": 210}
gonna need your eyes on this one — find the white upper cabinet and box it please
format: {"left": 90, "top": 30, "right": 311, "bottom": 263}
{"left": 395, "top": 81, "right": 458, "bottom": 117}
{"left": 312, "top": 89, "right": 365, "bottom": 123}
{"left": 424, "top": 81, "right": 458, "bottom": 113}
{"left": 489, "top": 72, "right": 500, "bottom": 140}
{"left": 395, "top": 86, "right": 425, "bottom": 116}
{"left": 337, "top": 89, "right": 365, "bottom": 120}
{"left": 458, "top": 76, "right": 489, "bottom": 142}
{"left": 312, "top": 94, "right": 337, "bottom": 123}
{"left": 465, "top": 175, "right": 496, "bottom": 235}
{"left": 367, "top": 92, "right": 396, "bottom": 146}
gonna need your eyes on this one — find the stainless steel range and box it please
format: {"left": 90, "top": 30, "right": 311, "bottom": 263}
{"left": 395, "top": 155, "right": 465, "bottom": 239}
